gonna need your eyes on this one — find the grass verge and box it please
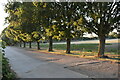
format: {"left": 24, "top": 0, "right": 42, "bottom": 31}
{"left": 34, "top": 49, "right": 120, "bottom": 63}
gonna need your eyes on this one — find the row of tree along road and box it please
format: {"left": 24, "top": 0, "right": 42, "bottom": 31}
{"left": 0, "top": 1, "right": 119, "bottom": 58}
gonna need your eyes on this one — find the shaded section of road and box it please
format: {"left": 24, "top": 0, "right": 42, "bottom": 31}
{"left": 5, "top": 47, "right": 88, "bottom": 78}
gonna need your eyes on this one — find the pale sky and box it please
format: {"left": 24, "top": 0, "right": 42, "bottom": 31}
{"left": 0, "top": 0, "right": 8, "bottom": 34}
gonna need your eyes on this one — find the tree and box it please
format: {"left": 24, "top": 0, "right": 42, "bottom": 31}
{"left": 17, "top": 2, "right": 35, "bottom": 48}
{"left": 114, "top": 32, "right": 120, "bottom": 38}
{"left": 4, "top": 2, "right": 25, "bottom": 47}
{"left": 1, "top": 26, "right": 21, "bottom": 46}
{"left": 40, "top": 2, "right": 59, "bottom": 51}
{"left": 5, "top": 2, "right": 42, "bottom": 48}
{"left": 81, "top": 2, "right": 119, "bottom": 57}
{"left": 52, "top": 2, "right": 85, "bottom": 54}
{"left": 0, "top": 28, "right": 15, "bottom": 46}
{"left": 108, "top": 32, "right": 119, "bottom": 38}
{"left": 32, "top": 31, "right": 43, "bottom": 50}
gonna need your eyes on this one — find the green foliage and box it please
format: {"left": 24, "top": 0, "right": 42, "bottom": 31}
{"left": 32, "top": 31, "right": 43, "bottom": 42}
{"left": 108, "top": 32, "right": 120, "bottom": 38}
{"left": 3, "top": 2, "right": 119, "bottom": 55}
{"left": 2, "top": 54, "right": 16, "bottom": 80}
{"left": 20, "top": 33, "right": 32, "bottom": 42}
{"left": 0, "top": 40, "right": 6, "bottom": 49}
{"left": 0, "top": 41, "right": 16, "bottom": 79}
{"left": 82, "top": 2, "right": 119, "bottom": 36}
{"left": 79, "top": 2, "right": 119, "bottom": 56}
{"left": 53, "top": 2, "right": 85, "bottom": 40}
{"left": 86, "top": 50, "right": 92, "bottom": 52}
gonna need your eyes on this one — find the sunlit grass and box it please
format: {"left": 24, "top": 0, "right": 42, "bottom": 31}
{"left": 34, "top": 49, "right": 119, "bottom": 62}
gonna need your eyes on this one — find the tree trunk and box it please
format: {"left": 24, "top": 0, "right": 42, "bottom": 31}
{"left": 37, "top": 42, "right": 40, "bottom": 50}
{"left": 66, "top": 38, "right": 71, "bottom": 54}
{"left": 20, "top": 42, "right": 22, "bottom": 47}
{"left": 98, "top": 35, "right": 106, "bottom": 57}
{"left": 48, "top": 36, "right": 53, "bottom": 51}
{"left": 29, "top": 42, "right": 32, "bottom": 48}
{"left": 23, "top": 42, "right": 26, "bottom": 48}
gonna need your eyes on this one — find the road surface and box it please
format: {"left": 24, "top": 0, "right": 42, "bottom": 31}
{"left": 5, "top": 47, "right": 88, "bottom": 78}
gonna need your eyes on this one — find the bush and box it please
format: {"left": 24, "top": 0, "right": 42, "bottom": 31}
{"left": 0, "top": 40, "right": 16, "bottom": 80}
{"left": 2, "top": 53, "right": 16, "bottom": 80}
{"left": 86, "top": 50, "right": 92, "bottom": 52}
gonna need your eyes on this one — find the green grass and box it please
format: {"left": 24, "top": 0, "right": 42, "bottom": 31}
{"left": 52, "top": 44, "right": 98, "bottom": 51}
{"left": 39, "top": 43, "right": 118, "bottom": 54}
{"left": 25, "top": 42, "right": 120, "bottom": 61}
{"left": 26, "top": 43, "right": 118, "bottom": 55}
{"left": 35, "top": 43, "right": 96, "bottom": 50}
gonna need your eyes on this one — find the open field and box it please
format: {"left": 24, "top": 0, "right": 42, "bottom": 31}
{"left": 25, "top": 43, "right": 119, "bottom": 62}
{"left": 25, "top": 39, "right": 119, "bottom": 61}
{"left": 26, "top": 39, "right": 119, "bottom": 54}
{"left": 27, "top": 43, "right": 119, "bottom": 55}
{"left": 53, "top": 39, "right": 119, "bottom": 44}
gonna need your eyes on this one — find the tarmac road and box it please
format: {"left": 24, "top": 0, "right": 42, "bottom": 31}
{"left": 5, "top": 46, "right": 88, "bottom": 78}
